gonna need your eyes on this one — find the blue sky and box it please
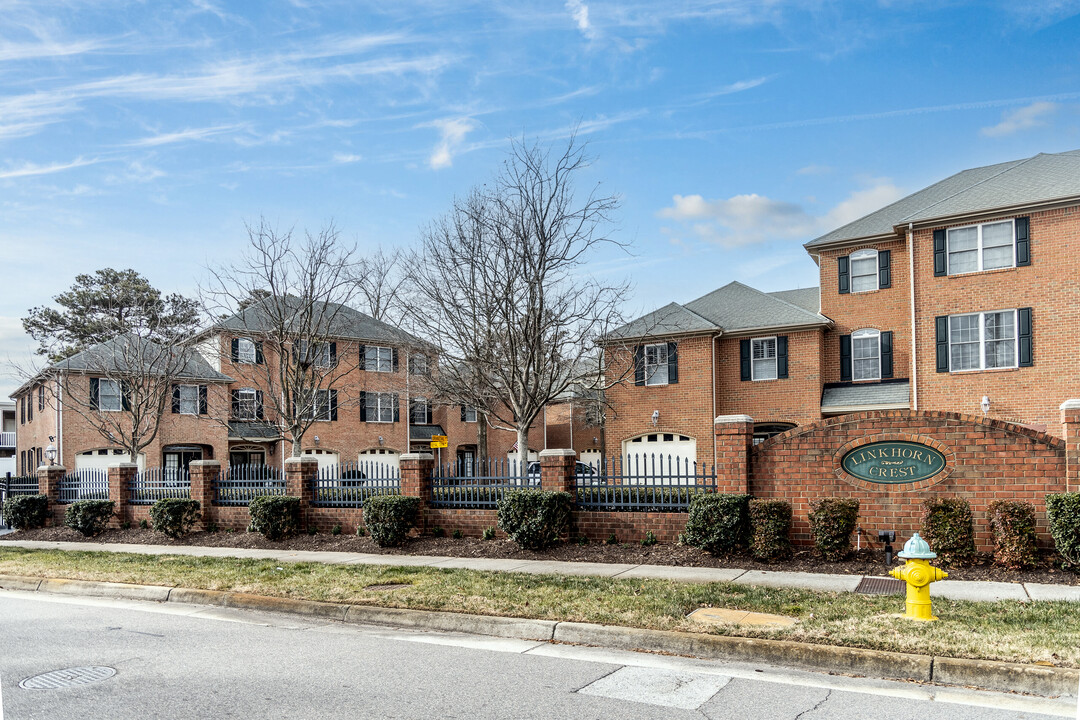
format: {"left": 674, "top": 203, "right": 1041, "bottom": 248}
{"left": 3, "top": 0, "right": 1080, "bottom": 398}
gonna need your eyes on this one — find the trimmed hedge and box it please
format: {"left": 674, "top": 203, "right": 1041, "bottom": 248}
{"left": 986, "top": 500, "right": 1038, "bottom": 570}
{"left": 248, "top": 495, "right": 301, "bottom": 541}
{"left": 364, "top": 495, "right": 421, "bottom": 547}
{"left": 496, "top": 490, "right": 573, "bottom": 550}
{"left": 2, "top": 494, "right": 49, "bottom": 530}
{"left": 749, "top": 499, "right": 792, "bottom": 561}
{"left": 150, "top": 498, "right": 201, "bottom": 539}
{"left": 808, "top": 498, "right": 859, "bottom": 561}
{"left": 1046, "top": 492, "right": 1080, "bottom": 568}
{"left": 63, "top": 500, "right": 114, "bottom": 537}
{"left": 921, "top": 497, "right": 976, "bottom": 566}
{"left": 681, "top": 493, "right": 749, "bottom": 556}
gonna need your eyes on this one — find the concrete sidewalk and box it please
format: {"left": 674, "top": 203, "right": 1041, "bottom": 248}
{"left": 3, "top": 538, "right": 1079, "bottom": 602}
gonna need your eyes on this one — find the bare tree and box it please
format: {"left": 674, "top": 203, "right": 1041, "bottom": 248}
{"left": 352, "top": 246, "right": 407, "bottom": 326}
{"left": 405, "top": 136, "right": 629, "bottom": 467}
{"left": 202, "top": 219, "right": 362, "bottom": 457}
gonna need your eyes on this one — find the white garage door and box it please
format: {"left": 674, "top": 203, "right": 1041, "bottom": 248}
{"left": 74, "top": 448, "right": 145, "bottom": 471}
{"left": 621, "top": 433, "right": 697, "bottom": 481}
{"left": 358, "top": 448, "right": 400, "bottom": 478}
{"left": 302, "top": 448, "right": 340, "bottom": 471}
{"left": 579, "top": 449, "right": 603, "bottom": 471}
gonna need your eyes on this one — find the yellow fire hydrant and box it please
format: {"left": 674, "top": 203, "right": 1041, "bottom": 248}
{"left": 889, "top": 533, "right": 948, "bottom": 621}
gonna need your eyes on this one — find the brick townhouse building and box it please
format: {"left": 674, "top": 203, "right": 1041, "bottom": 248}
{"left": 605, "top": 149, "right": 1080, "bottom": 468}
{"left": 12, "top": 300, "right": 596, "bottom": 475}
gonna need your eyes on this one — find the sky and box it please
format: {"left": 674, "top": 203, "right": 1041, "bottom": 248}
{"left": 3, "top": 0, "right": 1080, "bottom": 399}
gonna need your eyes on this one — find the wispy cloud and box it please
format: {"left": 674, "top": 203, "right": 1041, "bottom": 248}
{"left": 0, "top": 157, "right": 98, "bottom": 180}
{"left": 0, "top": 36, "right": 113, "bottom": 63}
{"left": 698, "top": 76, "right": 772, "bottom": 99}
{"left": 566, "top": 0, "right": 598, "bottom": 40}
{"left": 332, "top": 152, "right": 363, "bottom": 163}
{"left": 427, "top": 117, "right": 477, "bottom": 169}
{"left": 125, "top": 123, "right": 246, "bottom": 147}
{"left": 797, "top": 164, "right": 832, "bottom": 176}
{"left": 981, "top": 101, "right": 1057, "bottom": 137}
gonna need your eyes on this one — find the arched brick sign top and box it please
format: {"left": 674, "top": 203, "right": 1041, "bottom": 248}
{"left": 832, "top": 433, "right": 955, "bottom": 492}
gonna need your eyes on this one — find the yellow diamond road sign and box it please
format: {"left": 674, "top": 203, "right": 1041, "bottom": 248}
{"left": 430, "top": 435, "right": 448, "bottom": 449}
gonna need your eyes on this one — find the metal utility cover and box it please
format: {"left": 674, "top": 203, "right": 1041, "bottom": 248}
{"left": 855, "top": 576, "right": 904, "bottom": 595}
{"left": 20, "top": 666, "right": 117, "bottom": 690}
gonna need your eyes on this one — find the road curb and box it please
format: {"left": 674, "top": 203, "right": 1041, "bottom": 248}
{"left": 3, "top": 573, "right": 1077, "bottom": 698}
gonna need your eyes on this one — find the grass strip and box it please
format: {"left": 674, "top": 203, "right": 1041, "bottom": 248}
{"left": 1, "top": 546, "right": 1077, "bottom": 667}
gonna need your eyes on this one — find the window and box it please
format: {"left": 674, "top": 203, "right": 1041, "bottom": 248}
{"left": 751, "top": 337, "right": 777, "bottom": 381}
{"left": 410, "top": 397, "right": 431, "bottom": 425}
{"left": 462, "top": 405, "right": 478, "bottom": 423}
{"left": 98, "top": 379, "right": 122, "bottom": 412}
{"left": 365, "top": 346, "right": 393, "bottom": 372}
{"left": 851, "top": 329, "right": 881, "bottom": 381}
{"left": 178, "top": 385, "right": 199, "bottom": 415}
{"left": 947, "top": 220, "right": 1014, "bottom": 275}
{"left": 366, "top": 392, "right": 396, "bottom": 423}
{"left": 949, "top": 310, "right": 1017, "bottom": 371}
{"left": 38, "top": 385, "right": 44, "bottom": 412}
{"left": 850, "top": 249, "right": 878, "bottom": 293}
{"left": 644, "top": 343, "right": 669, "bottom": 386}
{"left": 298, "top": 340, "right": 333, "bottom": 368}
{"left": 236, "top": 389, "right": 258, "bottom": 420}
{"left": 26, "top": 391, "right": 32, "bottom": 422}
{"left": 409, "top": 353, "right": 428, "bottom": 376}
{"left": 237, "top": 338, "right": 256, "bottom": 364}
{"left": 301, "top": 389, "right": 332, "bottom": 421}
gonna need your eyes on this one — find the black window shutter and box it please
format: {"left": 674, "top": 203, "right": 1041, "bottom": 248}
{"left": 461, "top": 405, "right": 467, "bottom": 422}
{"left": 121, "top": 381, "right": 131, "bottom": 411}
{"left": 878, "top": 250, "right": 891, "bottom": 289}
{"left": 392, "top": 348, "right": 399, "bottom": 372}
{"left": 838, "top": 255, "right": 850, "bottom": 294}
{"left": 231, "top": 389, "right": 239, "bottom": 417}
{"left": 358, "top": 344, "right": 367, "bottom": 370}
{"left": 776, "top": 336, "right": 789, "bottom": 379}
{"left": 739, "top": 339, "right": 751, "bottom": 381}
{"left": 666, "top": 342, "right": 678, "bottom": 384}
{"left": 1018, "top": 308, "right": 1033, "bottom": 367}
{"left": 90, "top": 377, "right": 99, "bottom": 410}
{"left": 329, "top": 342, "right": 337, "bottom": 366}
{"left": 933, "top": 229, "right": 947, "bottom": 276}
{"left": 633, "top": 346, "right": 645, "bottom": 386}
{"left": 359, "top": 391, "right": 367, "bottom": 422}
{"left": 172, "top": 384, "right": 181, "bottom": 413}
{"left": 231, "top": 338, "right": 239, "bottom": 362}
{"left": 392, "top": 394, "right": 400, "bottom": 422}
{"left": 426, "top": 403, "right": 433, "bottom": 425}
{"left": 880, "top": 331, "right": 893, "bottom": 378}
{"left": 839, "top": 335, "right": 852, "bottom": 382}
{"left": 199, "top": 386, "right": 208, "bottom": 415}
{"left": 935, "top": 316, "right": 949, "bottom": 372}
{"left": 330, "top": 389, "right": 338, "bottom": 421}
{"left": 1015, "top": 217, "right": 1030, "bottom": 267}
{"left": 255, "top": 390, "right": 264, "bottom": 419}
{"left": 255, "top": 341, "right": 264, "bottom": 364}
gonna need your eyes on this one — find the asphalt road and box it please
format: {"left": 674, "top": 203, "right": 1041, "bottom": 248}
{"left": 0, "top": 590, "right": 1072, "bottom": 720}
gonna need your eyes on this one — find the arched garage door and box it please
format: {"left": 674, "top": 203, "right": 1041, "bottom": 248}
{"left": 302, "top": 448, "right": 340, "bottom": 470}
{"left": 621, "top": 433, "right": 697, "bottom": 476}
{"left": 75, "top": 448, "right": 145, "bottom": 471}
{"left": 359, "top": 448, "right": 400, "bottom": 476}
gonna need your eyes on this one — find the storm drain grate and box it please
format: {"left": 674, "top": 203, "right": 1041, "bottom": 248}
{"left": 363, "top": 583, "right": 412, "bottom": 591}
{"left": 855, "top": 577, "right": 904, "bottom": 596}
{"left": 20, "top": 666, "right": 116, "bottom": 690}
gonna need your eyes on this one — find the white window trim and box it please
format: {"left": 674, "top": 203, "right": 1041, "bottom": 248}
{"left": 237, "top": 337, "right": 257, "bottom": 364}
{"left": 178, "top": 384, "right": 200, "bottom": 415}
{"left": 300, "top": 389, "right": 332, "bottom": 422}
{"left": 98, "top": 379, "right": 122, "bottom": 412}
{"left": 236, "top": 388, "right": 258, "bottom": 420}
{"left": 644, "top": 342, "right": 669, "bottom": 387}
{"left": 411, "top": 397, "right": 429, "bottom": 425}
{"left": 849, "top": 248, "right": 879, "bottom": 293}
{"left": 409, "top": 353, "right": 428, "bottom": 375}
{"left": 751, "top": 336, "right": 778, "bottom": 382}
{"left": 299, "top": 340, "right": 332, "bottom": 368}
{"left": 851, "top": 328, "right": 881, "bottom": 382}
{"left": 463, "top": 406, "right": 478, "bottom": 423}
{"left": 367, "top": 392, "right": 395, "bottom": 423}
{"left": 366, "top": 346, "right": 393, "bottom": 373}
{"left": 947, "top": 309, "right": 1019, "bottom": 372}
{"left": 946, "top": 219, "right": 1016, "bottom": 276}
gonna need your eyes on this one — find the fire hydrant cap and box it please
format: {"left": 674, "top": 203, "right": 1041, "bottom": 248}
{"left": 898, "top": 532, "right": 937, "bottom": 559}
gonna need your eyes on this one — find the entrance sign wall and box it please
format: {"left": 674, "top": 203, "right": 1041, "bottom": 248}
{"left": 841, "top": 441, "right": 946, "bottom": 484}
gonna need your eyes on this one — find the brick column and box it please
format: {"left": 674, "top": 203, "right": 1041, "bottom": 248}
{"left": 539, "top": 449, "right": 577, "bottom": 495}
{"left": 108, "top": 463, "right": 136, "bottom": 527}
{"left": 1061, "top": 400, "right": 1080, "bottom": 492}
{"left": 400, "top": 453, "right": 434, "bottom": 532}
{"left": 37, "top": 464, "right": 66, "bottom": 527}
{"left": 285, "top": 456, "right": 318, "bottom": 530}
{"left": 714, "top": 414, "right": 753, "bottom": 494}
{"left": 188, "top": 460, "right": 220, "bottom": 529}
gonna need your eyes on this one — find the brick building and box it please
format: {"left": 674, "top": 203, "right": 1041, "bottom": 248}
{"left": 606, "top": 149, "right": 1080, "bottom": 466}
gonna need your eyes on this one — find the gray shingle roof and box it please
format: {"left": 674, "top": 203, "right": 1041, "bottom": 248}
{"left": 409, "top": 424, "right": 446, "bottom": 442}
{"left": 820, "top": 381, "right": 910, "bottom": 412}
{"left": 806, "top": 149, "right": 1080, "bottom": 248}
{"left": 766, "top": 287, "right": 820, "bottom": 314}
{"left": 228, "top": 421, "right": 280, "bottom": 440}
{"left": 604, "top": 302, "right": 719, "bottom": 340}
{"left": 52, "top": 335, "right": 232, "bottom": 382}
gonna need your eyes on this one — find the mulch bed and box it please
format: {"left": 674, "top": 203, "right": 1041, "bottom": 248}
{"left": 4, "top": 526, "right": 1077, "bottom": 586}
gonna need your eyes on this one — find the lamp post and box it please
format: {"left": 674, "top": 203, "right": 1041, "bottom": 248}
{"left": 45, "top": 436, "right": 57, "bottom": 466}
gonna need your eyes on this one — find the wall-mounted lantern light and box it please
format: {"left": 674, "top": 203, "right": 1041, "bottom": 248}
{"left": 651, "top": 410, "right": 659, "bottom": 427}
{"left": 980, "top": 396, "right": 990, "bottom": 416}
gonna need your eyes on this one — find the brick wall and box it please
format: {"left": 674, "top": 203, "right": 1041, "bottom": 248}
{"left": 749, "top": 410, "right": 1067, "bottom": 551}
{"left": 715, "top": 330, "right": 824, "bottom": 426}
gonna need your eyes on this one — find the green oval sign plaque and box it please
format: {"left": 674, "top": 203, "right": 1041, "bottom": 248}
{"left": 841, "top": 441, "right": 945, "bottom": 484}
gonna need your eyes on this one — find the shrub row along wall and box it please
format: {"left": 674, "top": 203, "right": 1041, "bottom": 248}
{"left": 749, "top": 410, "right": 1067, "bottom": 551}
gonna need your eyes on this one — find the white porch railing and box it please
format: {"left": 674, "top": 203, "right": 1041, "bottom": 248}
{"left": 0, "top": 432, "right": 14, "bottom": 448}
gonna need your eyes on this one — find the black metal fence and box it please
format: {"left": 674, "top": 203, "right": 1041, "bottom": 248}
{"left": 57, "top": 469, "right": 110, "bottom": 504}
{"left": 213, "top": 464, "right": 285, "bottom": 506}
{"left": 430, "top": 458, "right": 533, "bottom": 509}
{"left": 311, "top": 461, "right": 400, "bottom": 508}
{"left": 575, "top": 454, "right": 715, "bottom": 512}
{"left": 1, "top": 475, "right": 40, "bottom": 529}
{"left": 130, "top": 468, "right": 192, "bottom": 505}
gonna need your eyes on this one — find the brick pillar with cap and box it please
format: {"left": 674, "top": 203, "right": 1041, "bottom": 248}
{"left": 37, "top": 464, "right": 66, "bottom": 526}
{"left": 1061, "top": 400, "right": 1080, "bottom": 492}
{"left": 539, "top": 449, "right": 577, "bottom": 495}
{"left": 107, "top": 463, "right": 136, "bottom": 527}
{"left": 400, "top": 453, "right": 434, "bottom": 532}
{"left": 188, "top": 460, "right": 220, "bottom": 529}
{"left": 285, "top": 456, "right": 318, "bottom": 529}
{"left": 714, "top": 414, "right": 753, "bottom": 494}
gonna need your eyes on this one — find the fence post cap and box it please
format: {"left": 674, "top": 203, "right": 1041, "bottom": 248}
{"left": 714, "top": 414, "right": 754, "bottom": 424}
{"left": 188, "top": 459, "right": 221, "bottom": 468}
{"left": 1060, "top": 399, "right": 1080, "bottom": 410}
{"left": 37, "top": 464, "right": 66, "bottom": 473}
{"left": 539, "top": 448, "right": 577, "bottom": 458}
{"left": 400, "top": 452, "right": 434, "bottom": 461}
{"left": 284, "top": 456, "right": 317, "bottom": 466}
{"left": 107, "top": 463, "right": 140, "bottom": 469}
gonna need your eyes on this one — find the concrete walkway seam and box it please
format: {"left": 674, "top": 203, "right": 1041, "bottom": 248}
{"left": 1, "top": 572, "right": 1077, "bottom": 699}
